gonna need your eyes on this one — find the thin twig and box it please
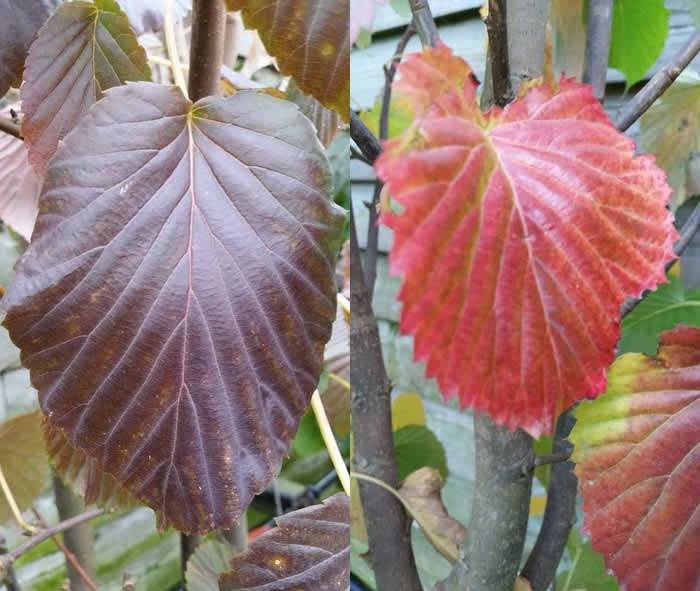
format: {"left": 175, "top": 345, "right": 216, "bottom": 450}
{"left": 311, "top": 390, "right": 350, "bottom": 495}
{"left": 0, "top": 465, "right": 37, "bottom": 533}
{"left": 350, "top": 113, "right": 382, "bottom": 165}
{"left": 484, "top": 0, "right": 511, "bottom": 106}
{"left": 32, "top": 508, "right": 99, "bottom": 591}
{"left": 616, "top": 30, "right": 700, "bottom": 131}
{"left": 0, "top": 508, "right": 103, "bottom": 572}
{"left": 0, "top": 118, "right": 22, "bottom": 140}
{"left": 582, "top": 0, "right": 614, "bottom": 100}
{"left": 408, "top": 0, "right": 439, "bottom": 48}
{"left": 0, "top": 535, "right": 20, "bottom": 591}
{"left": 350, "top": 145, "right": 371, "bottom": 165}
{"left": 365, "top": 23, "right": 416, "bottom": 297}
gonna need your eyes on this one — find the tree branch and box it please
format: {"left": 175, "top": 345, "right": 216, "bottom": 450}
{"left": 616, "top": 31, "right": 700, "bottom": 131}
{"left": 0, "top": 508, "right": 103, "bottom": 573}
{"left": 350, "top": 207, "right": 423, "bottom": 591}
{"left": 365, "top": 23, "right": 416, "bottom": 297}
{"left": 0, "top": 117, "right": 22, "bottom": 140}
{"left": 582, "top": 0, "right": 614, "bottom": 100}
{"left": 520, "top": 412, "right": 577, "bottom": 591}
{"left": 188, "top": 0, "right": 227, "bottom": 102}
{"left": 350, "top": 113, "right": 382, "bottom": 164}
{"left": 408, "top": 0, "right": 439, "bottom": 48}
{"left": 485, "top": 1, "right": 512, "bottom": 106}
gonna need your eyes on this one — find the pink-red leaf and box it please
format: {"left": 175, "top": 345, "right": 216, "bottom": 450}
{"left": 2, "top": 82, "right": 345, "bottom": 533}
{"left": 376, "top": 45, "right": 677, "bottom": 436}
{"left": 219, "top": 493, "right": 350, "bottom": 590}
{"left": 21, "top": 0, "right": 151, "bottom": 175}
{"left": 571, "top": 325, "right": 700, "bottom": 591}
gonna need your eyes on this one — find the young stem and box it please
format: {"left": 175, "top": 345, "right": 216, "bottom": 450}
{"left": 52, "top": 474, "right": 97, "bottom": 591}
{"left": 0, "top": 465, "right": 37, "bottom": 533}
{"left": 188, "top": 0, "right": 227, "bottom": 102}
{"left": 311, "top": 390, "right": 350, "bottom": 495}
{"left": 164, "top": 0, "right": 188, "bottom": 96}
{"left": 350, "top": 208, "right": 422, "bottom": 591}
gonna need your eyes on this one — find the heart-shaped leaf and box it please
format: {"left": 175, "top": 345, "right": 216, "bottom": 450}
{"left": 2, "top": 82, "right": 345, "bottom": 533}
{"left": 0, "top": 410, "right": 49, "bottom": 525}
{"left": 0, "top": 107, "right": 41, "bottom": 241}
{"left": 21, "top": 0, "right": 151, "bottom": 175}
{"left": 376, "top": 44, "right": 676, "bottom": 437}
{"left": 219, "top": 493, "right": 350, "bottom": 590}
{"left": 228, "top": 0, "right": 349, "bottom": 121}
{"left": 0, "top": 0, "right": 61, "bottom": 97}
{"left": 571, "top": 325, "right": 700, "bottom": 591}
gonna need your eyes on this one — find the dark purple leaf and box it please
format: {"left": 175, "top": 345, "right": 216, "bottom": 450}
{"left": 0, "top": 0, "right": 61, "bottom": 97}
{"left": 219, "top": 493, "right": 350, "bottom": 590}
{"left": 2, "top": 82, "right": 345, "bottom": 533}
{"left": 21, "top": 0, "right": 151, "bottom": 175}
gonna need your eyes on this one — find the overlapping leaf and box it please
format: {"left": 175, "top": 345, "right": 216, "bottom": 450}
{"left": 0, "top": 410, "right": 49, "bottom": 525}
{"left": 1, "top": 82, "right": 345, "bottom": 533}
{"left": 186, "top": 538, "right": 236, "bottom": 591}
{"left": 219, "top": 493, "right": 350, "bottom": 590}
{"left": 571, "top": 325, "right": 700, "bottom": 591}
{"left": 641, "top": 69, "right": 700, "bottom": 209}
{"left": 376, "top": 45, "right": 676, "bottom": 436}
{"left": 0, "top": 108, "right": 41, "bottom": 241}
{"left": 0, "top": 0, "right": 61, "bottom": 97}
{"left": 228, "top": 0, "right": 349, "bottom": 121}
{"left": 21, "top": 0, "right": 151, "bottom": 174}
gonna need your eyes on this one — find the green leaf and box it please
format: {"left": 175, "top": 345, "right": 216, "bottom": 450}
{"left": 390, "top": 0, "right": 411, "bottom": 17}
{"left": 619, "top": 271, "right": 700, "bottom": 355}
{"left": 609, "top": 0, "right": 669, "bottom": 86}
{"left": 359, "top": 94, "right": 413, "bottom": 139}
{"left": 186, "top": 538, "right": 235, "bottom": 591}
{"left": 557, "top": 530, "right": 620, "bottom": 591}
{"left": 291, "top": 409, "right": 326, "bottom": 457}
{"left": 0, "top": 410, "right": 49, "bottom": 525}
{"left": 641, "top": 69, "right": 700, "bottom": 209}
{"left": 393, "top": 425, "right": 448, "bottom": 483}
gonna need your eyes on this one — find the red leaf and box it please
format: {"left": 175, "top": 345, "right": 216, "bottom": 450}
{"left": 376, "top": 45, "right": 677, "bottom": 436}
{"left": 571, "top": 325, "right": 700, "bottom": 591}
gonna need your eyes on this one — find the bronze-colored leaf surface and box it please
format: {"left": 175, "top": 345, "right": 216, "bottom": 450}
{"left": 0, "top": 410, "right": 49, "bottom": 524}
{"left": 21, "top": 0, "right": 151, "bottom": 174}
{"left": 0, "top": 0, "right": 61, "bottom": 97}
{"left": 2, "top": 82, "right": 345, "bottom": 533}
{"left": 229, "top": 0, "right": 349, "bottom": 121}
{"left": 219, "top": 493, "right": 350, "bottom": 590}
{"left": 45, "top": 419, "right": 135, "bottom": 510}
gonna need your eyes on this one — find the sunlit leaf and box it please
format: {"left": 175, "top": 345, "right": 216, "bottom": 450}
{"left": 376, "top": 44, "right": 676, "bottom": 436}
{"left": 44, "top": 419, "right": 134, "bottom": 509}
{"left": 0, "top": 410, "right": 49, "bottom": 525}
{"left": 2, "top": 82, "right": 345, "bottom": 533}
{"left": 556, "top": 530, "right": 619, "bottom": 591}
{"left": 609, "top": 0, "right": 669, "bottom": 86}
{"left": 0, "top": 0, "right": 61, "bottom": 97}
{"left": 21, "top": 0, "right": 151, "bottom": 175}
{"left": 186, "top": 538, "right": 236, "bottom": 591}
{"left": 0, "top": 108, "right": 41, "bottom": 241}
{"left": 350, "top": 0, "right": 387, "bottom": 45}
{"left": 219, "top": 493, "right": 350, "bottom": 590}
{"left": 228, "top": 0, "right": 349, "bottom": 121}
{"left": 641, "top": 69, "right": 700, "bottom": 209}
{"left": 571, "top": 325, "right": 700, "bottom": 591}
